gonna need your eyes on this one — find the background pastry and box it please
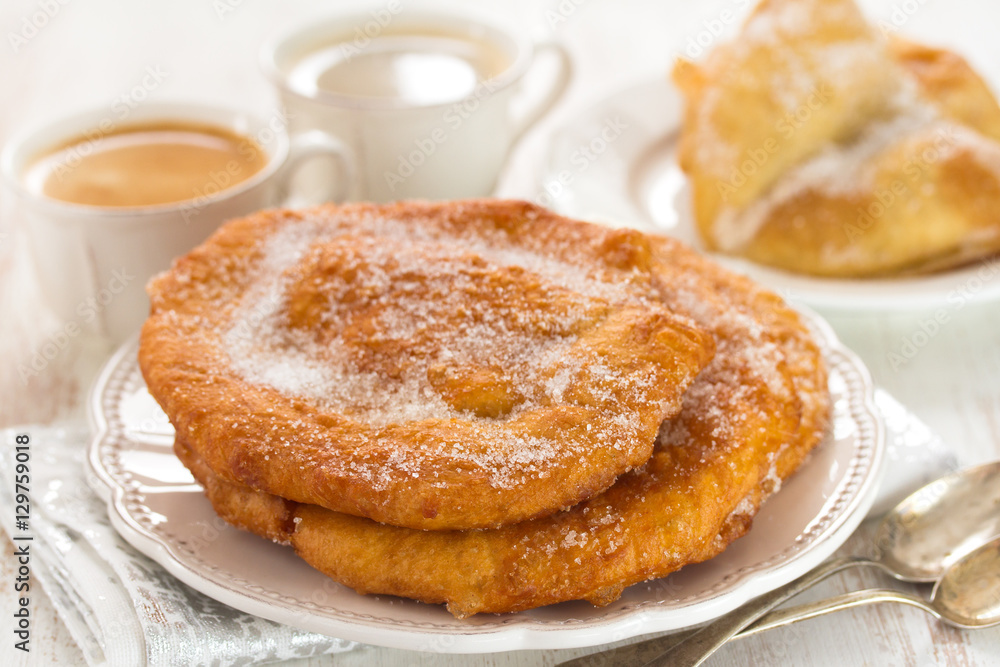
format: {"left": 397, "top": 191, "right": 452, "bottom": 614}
{"left": 674, "top": 0, "right": 1000, "bottom": 277}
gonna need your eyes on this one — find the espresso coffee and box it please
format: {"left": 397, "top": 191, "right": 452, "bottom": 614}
{"left": 288, "top": 32, "right": 511, "bottom": 106}
{"left": 24, "top": 122, "right": 268, "bottom": 207}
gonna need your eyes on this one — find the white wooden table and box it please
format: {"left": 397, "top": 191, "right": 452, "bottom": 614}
{"left": 1, "top": 1, "right": 998, "bottom": 665}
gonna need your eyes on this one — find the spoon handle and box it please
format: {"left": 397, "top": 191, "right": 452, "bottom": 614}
{"left": 740, "top": 588, "right": 933, "bottom": 636}
{"left": 639, "top": 555, "right": 870, "bottom": 667}
{"left": 556, "top": 587, "right": 930, "bottom": 667}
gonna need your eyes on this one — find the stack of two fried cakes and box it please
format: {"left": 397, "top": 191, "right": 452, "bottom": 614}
{"left": 140, "top": 200, "right": 830, "bottom": 617}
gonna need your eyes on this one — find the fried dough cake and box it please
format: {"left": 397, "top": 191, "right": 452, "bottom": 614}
{"left": 170, "top": 225, "right": 830, "bottom": 618}
{"left": 673, "top": 0, "right": 1000, "bottom": 277}
{"left": 140, "top": 201, "right": 715, "bottom": 531}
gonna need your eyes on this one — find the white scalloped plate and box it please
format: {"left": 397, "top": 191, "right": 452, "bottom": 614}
{"left": 543, "top": 79, "right": 1000, "bottom": 312}
{"left": 87, "top": 312, "right": 883, "bottom": 653}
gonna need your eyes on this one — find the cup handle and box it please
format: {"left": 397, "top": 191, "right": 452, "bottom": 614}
{"left": 275, "top": 130, "right": 355, "bottom": 204}
{"left": 509, "top": 40, "right": 573, "bottom": 145}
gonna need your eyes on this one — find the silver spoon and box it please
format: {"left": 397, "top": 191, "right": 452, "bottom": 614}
{"left": 558, "top": 460, "right": 1000, "bottom": 667}
{"left": 742, "top": 534, "right": 1000, "bottom": 634}
{"left": 562, "top": 534, "right": 1000, "bottom": 667}
{"left": 646, "top": 460, "right": 1000, "bottom": 667}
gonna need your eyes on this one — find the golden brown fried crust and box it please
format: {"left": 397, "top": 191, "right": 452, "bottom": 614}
{"left": 141, "top": 201, "right": 715, "bottom": 531}
{"left": 673, "top": 0, "right": 1000, "bottom": 277}
{"left": 170, "top": 225, "right": 830, "bottom": 618}
{"left": 176, "top": 436, "right": 298, "bottom": 545}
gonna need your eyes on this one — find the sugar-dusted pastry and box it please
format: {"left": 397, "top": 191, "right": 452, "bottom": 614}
{"left": 673, "top": 0, "right": 1000, "bottom": 277}
{"left": 172, "top": 227, "right": 830, "bottom": 617}
{"left": 140, "top": 200, "right": 715, "bottom": 531}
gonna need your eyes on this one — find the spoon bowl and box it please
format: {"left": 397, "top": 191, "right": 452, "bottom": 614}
{"left": 933, "top": 535, "right": 1000, "bottom": 628}
{"left": 876, "top": 461, "right": 1000, "bottom": 582}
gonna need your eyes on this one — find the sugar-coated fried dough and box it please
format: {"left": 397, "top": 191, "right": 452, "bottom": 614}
{"left": 140, "top": 201, "right": 715, "bottom": 530}
{"left": 172, "top": 228, "right": 830, "bottom": 618}
{"left": 673, "top": 0, "right": 1000, "bottom": 277}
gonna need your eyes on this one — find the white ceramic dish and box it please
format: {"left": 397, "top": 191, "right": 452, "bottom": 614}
{"left": 543, "top": 79, "right": 1000, "bottom": 312}
{"left": 87, "top": 313, "right": 883, "bottom": 653}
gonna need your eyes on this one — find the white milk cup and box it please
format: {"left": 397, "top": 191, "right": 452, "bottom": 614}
{"left": 1, "top": 102, "right": 350, "bottom": 343}
{"left": 261, "top": 7, "right": 572, "bottom": 202}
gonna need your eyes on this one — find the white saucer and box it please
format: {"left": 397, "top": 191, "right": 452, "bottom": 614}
{"left": 87, "top": 314, "right": 883, "bottom": 653}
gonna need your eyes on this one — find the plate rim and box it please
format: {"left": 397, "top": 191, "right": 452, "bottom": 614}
{"left": 543, "top": 77, "right": 1000, "bottom": 312}
{"left": 86, "top": 316, "right": 884, "bottom": 653}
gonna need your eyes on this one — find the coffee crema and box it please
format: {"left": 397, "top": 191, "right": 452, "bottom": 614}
{"left": 288, "top": 32, "right": 511, "bottom": 106}
{"left": 24, "top": 121, "right": 268, "bottom": 208}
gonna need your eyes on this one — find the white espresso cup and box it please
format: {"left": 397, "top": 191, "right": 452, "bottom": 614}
{"left": 1, "top": 102, "right": 349, "bottom": 343}
{"left": 261, "top": 6, "right": 572, "bottom": 202}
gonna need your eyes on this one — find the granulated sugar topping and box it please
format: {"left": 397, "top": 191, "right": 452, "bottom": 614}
{"left": 220, "top": 215, "right": 675, "bottom": 428}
